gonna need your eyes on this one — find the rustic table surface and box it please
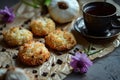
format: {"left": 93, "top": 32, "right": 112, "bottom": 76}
{"left": 0, "top": 0, "right": 120, "bottom": 80}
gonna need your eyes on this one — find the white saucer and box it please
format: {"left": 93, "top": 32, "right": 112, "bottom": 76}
{"left": 74, "top": 17, "right": 120, "bottom": 39}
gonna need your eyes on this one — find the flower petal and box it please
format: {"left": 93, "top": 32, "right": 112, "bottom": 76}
{"left": 0, "top": 6, "right": 15, "bottom": 23}
{"left": 70, "top": 52, "right": 93, "bottom": 73}
{"left": 70, "top": 59, "right": 78, "bottom": 68}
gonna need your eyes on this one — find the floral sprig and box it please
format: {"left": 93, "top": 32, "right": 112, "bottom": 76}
{"left": 70, "top": 52, "right": 93, "bottom": 73}
{"left": 0, "top": 6, "right": 15, "bottom": 24}
{"left": 21, "top": 0, "right": 51, "bottom": 8}
{"left": 84, "top": 44, "right": 104, "bottom": 56}
{"left": 70, "top": 44, "right": 105, "bottom": 73}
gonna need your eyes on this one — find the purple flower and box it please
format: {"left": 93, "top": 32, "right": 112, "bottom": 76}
{"left": 70, "top": 52, "right": 93, "bottom": 73}
{"left": 0, "top": 6, "right": 15, "bottom": 23}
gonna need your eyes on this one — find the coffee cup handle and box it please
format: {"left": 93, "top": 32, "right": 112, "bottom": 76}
{"left": 111, "top": 15, "right": 120, "bottom": 29}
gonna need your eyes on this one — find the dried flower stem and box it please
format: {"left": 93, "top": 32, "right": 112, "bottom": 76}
{"left": 21, "top": 0, "right": 51, "bottom": 8}
{"left": 84, "top": 44, "right": 105, "bottom": 56}
{"left": 87, "top": 48, "right": 104, "bottom": 56}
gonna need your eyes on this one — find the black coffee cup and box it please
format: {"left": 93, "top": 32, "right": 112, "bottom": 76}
{"left": 82, "top": 2, "right": 120, "bottom": 36}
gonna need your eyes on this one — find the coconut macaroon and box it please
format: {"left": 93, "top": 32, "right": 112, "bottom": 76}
{"left": 30, "top": 17, "right": 55, "bottom": 37}
{"left": 45, "top": 30, "right": 76, "bottom": 51}
{"left": 2, "top": 27, "right": 33, "bottom": 47}
{"left": 18, "top": 41, "right": 50, "bottom": 66}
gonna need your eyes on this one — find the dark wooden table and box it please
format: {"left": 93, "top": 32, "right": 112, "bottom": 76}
{"left": 0, "top": 0, "right": 120, "bottom": 80}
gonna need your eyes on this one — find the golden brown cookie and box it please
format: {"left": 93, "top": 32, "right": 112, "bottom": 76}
{"left": 2, "top": 27, "right": 33, "bottom": 47}
{"left": 45, "top": 30, "right": 76, "bottom": 51}
{"left": 30, "top": 17, "right": 55, "bottom": 37}
{"left": 18, "top": 41, "right": 50, "bottom": 66}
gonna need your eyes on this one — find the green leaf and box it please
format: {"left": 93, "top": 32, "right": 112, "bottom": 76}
{"left": 84, "top": 44, "right": 105, "bottom": 56}
{"left": 87, "top": 48, "right": 104, "bottom": 56}
{"left": 21, "top": 0, "right": 51, "bottom": 8}
{"left": 21, "top": 0, "right": 40, "bottom": 8}
{"left": 83, "top": 48, "right": 88, "bottom": 54}
{"left": 87, "top": 44, "right": 92, "bottom": 54}
{"left": 32, "top": 0, "right": 44, "bottom": 5}
{"left": 32, "top": 0, "right": 39, "bottom": 4}
{"left": 44, "top": 0, "right": 51, "bottom": 6}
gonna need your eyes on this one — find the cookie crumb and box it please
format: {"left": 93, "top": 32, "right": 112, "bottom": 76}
{"left": 56, "top": 59, "right": 63, "bottom": 65}
{"left": 32, "top": 70, "right": 37, "bottom": 73}
{"left": 1, "top": 48, "right": 6, "bottom": 52}
{"left": 35, "top": 75, "right": 38, "bottom": 78}
{"left": 12, "top": 55, "right": 18, "bottom": 59}
{"left": 51, "top": 63, "right": 55, "bottom": 67}
{"left": 5, "top": 64, "right": 10, "bottom": 68}
{"left": 51, "top": 73, "right": 56, "bottom": 77}
{"left": 42, "top": 72, "right": 48, "bottom": 77}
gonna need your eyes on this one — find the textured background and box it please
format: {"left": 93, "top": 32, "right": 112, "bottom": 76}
{"left": 0, "top": 0, "right": 120, "bottom": 80}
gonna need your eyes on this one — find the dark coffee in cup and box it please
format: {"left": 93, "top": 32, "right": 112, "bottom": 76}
{"left": 85, "top": 5, "right": 115, "bottom": 16}
{"left": 82, "top": 2, "right": 120, "bottom": 36}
